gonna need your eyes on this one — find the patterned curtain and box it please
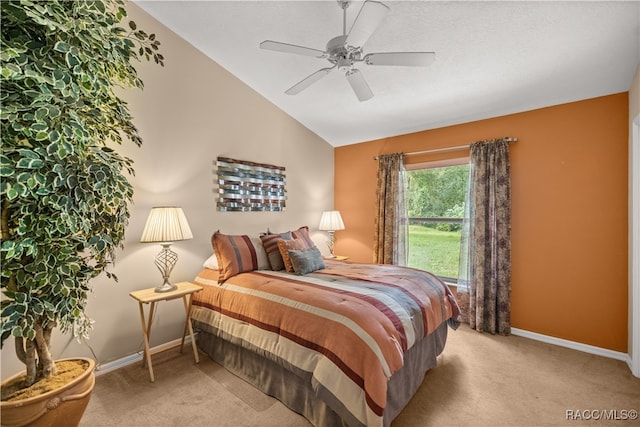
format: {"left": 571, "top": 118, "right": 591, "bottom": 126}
{"left": 373, "top": 153, "right": 407, "bottom": 265}
{"left": 457, "top": 139, "right": 511, "bottom": 335}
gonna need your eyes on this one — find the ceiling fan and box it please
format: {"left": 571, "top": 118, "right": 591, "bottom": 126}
{"left": 259, "top": 0, "right": 436, "bottom": 102}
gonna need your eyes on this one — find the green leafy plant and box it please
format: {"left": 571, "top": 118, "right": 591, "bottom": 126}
{"left": 1, "top": 0, "right": 163, "bottom": 387}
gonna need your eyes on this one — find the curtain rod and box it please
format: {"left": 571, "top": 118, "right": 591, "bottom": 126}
{"left": 373, "top": 137, "right": 518, "bottom": 160}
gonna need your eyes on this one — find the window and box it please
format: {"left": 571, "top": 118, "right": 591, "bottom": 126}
{"left": 405, "top": 161, "right": 469, "bottom": 283}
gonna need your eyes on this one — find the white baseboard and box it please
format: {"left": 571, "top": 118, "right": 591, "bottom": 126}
{"left": 94, "top": 336, "right": 195, "bottom": 376}
{"left": 511, "top": 328, "right": 630, "bottom": 364}
{"left": 95, "top": 330, "right": 633, "bottom": 377}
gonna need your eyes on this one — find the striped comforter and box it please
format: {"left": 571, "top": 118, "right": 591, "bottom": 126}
{"left": 191, "top": 260, "right": 460, "bottom": 427}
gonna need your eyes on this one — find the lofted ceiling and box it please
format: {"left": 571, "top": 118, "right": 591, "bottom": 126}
{"left": 135, "top": 1, "right": 640, "bottom": 147}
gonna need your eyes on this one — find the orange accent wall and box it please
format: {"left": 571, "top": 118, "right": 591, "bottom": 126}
{"left": 334, "top": 93, "right": 629, "bottom": 352}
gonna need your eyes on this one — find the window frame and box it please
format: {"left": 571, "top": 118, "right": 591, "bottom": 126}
{"left": 405, "top": 156, "right": 469, "bottom": 285}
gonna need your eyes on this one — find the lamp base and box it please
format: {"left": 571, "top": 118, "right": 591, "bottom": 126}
{"left": 326, "top": 231, "right": 336, "bottom": 258}
{"left": 154, "top": 282, "right": 177, "bottom": 293}
{"left": 153, "top": 244, "right": 178, "bottom": 293}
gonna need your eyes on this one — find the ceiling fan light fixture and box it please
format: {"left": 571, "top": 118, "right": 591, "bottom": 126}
{"left": 259, "top": 0, "right": 435, "bottom": 101}
{"left": 337, "top": 56, "right": 352, "bottom": 70}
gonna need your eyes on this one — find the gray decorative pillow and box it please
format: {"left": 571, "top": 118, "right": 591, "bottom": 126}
{"left": 288, "top": 247, "right": 326, "bottom": 275}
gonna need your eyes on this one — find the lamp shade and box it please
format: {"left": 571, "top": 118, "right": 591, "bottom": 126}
{"left": 318, "top": 210, "right": 345, "bottom": 232}
{"left": 140, "top": 207, "right": 193, "bottom": 243}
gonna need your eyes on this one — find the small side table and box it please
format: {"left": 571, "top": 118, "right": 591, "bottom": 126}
{"left": 325, "top": 255, "right": 349, "bottom": 261}
{"left": 129, "top": 281, "right": 203, "bottom": 382}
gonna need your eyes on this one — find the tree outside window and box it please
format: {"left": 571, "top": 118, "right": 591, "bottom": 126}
{"left": 406, "top": 163, "right": 469, "bottom": 281}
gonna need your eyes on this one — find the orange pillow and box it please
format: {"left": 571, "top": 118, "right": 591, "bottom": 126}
{"left": 277, "top": 238, "right": 307, "bottom": 272}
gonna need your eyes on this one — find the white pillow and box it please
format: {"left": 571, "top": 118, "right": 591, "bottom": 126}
{"left": 202, "top": 236, "right": 269, "bottom": 271}
{"left": 250, "top": 236, "right": 270, "bottom": 270}
{"left": 203, "top": 254, "right": 219, "bottom": 270}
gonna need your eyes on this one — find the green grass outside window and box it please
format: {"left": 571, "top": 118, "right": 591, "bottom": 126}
{"left": 407, "top": 224, "right": 461, "bottom": 279}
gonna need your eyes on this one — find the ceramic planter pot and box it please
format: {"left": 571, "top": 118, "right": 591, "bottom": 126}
{"left": 1, "top": 357, "right": 96, "bottom": 427}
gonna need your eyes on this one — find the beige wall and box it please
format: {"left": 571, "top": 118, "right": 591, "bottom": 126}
{"left": 1, "top": 4, "right": 334, "bottom": 379}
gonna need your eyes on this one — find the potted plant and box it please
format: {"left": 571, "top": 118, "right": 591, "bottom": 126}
{"left": 1, "top": 0, "right": 163, "bottom": 424}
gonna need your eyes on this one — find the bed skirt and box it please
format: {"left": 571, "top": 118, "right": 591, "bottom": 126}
{"left": 194, "top": 320, "right": 448, "bottom": 427}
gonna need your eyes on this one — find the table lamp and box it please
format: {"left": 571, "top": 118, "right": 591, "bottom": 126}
{"left": 318, "top": 210, "right": 345, "bottom": 257}
{"left": 140, "top": 207, "right": 193, "bottom": 292}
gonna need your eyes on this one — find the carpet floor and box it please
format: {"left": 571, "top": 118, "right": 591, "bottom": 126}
{"left": 79, "top": 324, "right": 640, "bottom": 427}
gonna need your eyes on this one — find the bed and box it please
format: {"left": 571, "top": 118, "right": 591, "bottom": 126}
{"left": 190, "top": 229, "right": 460, "bottom": 427}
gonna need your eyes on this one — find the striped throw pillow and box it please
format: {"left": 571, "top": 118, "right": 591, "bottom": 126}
{"left": 291, "top": 226, "right": 316, "bottom": 249}
{"left": 212, "top": 231, "right": 259, "bottom": 282}
{"left": 259, "top": 231, "right": 292, "bottom": 271}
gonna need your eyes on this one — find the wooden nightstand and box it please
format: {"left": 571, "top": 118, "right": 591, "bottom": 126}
{"left": 129, "top": 282, "right": 202, "bottom": 382}
{"left": 325, "top": 255, "right": 349, "bottom": 261}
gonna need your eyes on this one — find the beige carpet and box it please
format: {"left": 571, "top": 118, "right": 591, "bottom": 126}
{"left": 80, "top": 324, "right": 640, "bottom": 427}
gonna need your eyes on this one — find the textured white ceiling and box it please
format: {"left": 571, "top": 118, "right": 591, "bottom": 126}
{"left": 135, "top": 1, "right": 640, "bottom": 147}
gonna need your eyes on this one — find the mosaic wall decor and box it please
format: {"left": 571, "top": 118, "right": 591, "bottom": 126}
{"left": 216, "top": 157, "right": 287, "bottom": 212}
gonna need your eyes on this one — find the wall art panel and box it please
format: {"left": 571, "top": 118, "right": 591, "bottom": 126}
{"left": 216, "top": 157, "right": 287, "bottom": 212}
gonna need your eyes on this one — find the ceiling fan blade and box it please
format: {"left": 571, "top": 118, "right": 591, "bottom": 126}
{"left": 285, "top": 67, "right": 334, "bottom": 95}
{"left": 364, "top": 52, "right": 436, "bottom": 67}
{"left": 345, "top": 69, "right": 373, "bottom": 102}
{"left": 260, "top": 40, "right": 326, "bottom": 58}
{"left": 345, "top": 1, "right": 390, "bottom": 49}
